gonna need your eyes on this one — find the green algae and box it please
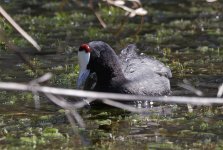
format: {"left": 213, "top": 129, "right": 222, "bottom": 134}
{"left": 0, "top": 0, "right": 223, "bottom": 149}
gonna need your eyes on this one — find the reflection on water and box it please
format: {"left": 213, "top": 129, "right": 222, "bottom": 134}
{"left": 0, "top": 0, "right": 223, "bottom": 149}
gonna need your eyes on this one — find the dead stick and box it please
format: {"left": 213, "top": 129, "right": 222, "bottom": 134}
{"left": 0, "top": 81, "right": 222, "bottom": 105}
{"left": 0, "top": 6, "right": 41, "bottom": 51}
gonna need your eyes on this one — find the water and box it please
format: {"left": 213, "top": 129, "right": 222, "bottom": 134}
{"left": 0, "top": 0, "right": 223, "bottom": 149}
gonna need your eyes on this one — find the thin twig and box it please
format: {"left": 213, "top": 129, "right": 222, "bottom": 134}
{"left": 102, "top": 99, "right": 146, "bottom": 112}
{"left": 73, "top": 98, "right": 94, "bottom": 108}
{"left": 134, "top": 16, "right": 144, "bottom": 36}
{"left": 178, "top": 83, "right": 203, "bottom": 96}
{"left": 93, "top": 11, "right": 107, "bottom": 28}
{"left": 65, "top": 110, "right": 79, "bottom": 133}
{"left": 105, "top": 0, "right": 147, "bottom": 17}
{"left": 178, "top": 82, "right": 205, "bottom": 113}
{"left": 217, "top": 84, "right": 223, "bottom": 98}
{"left": 0, "top": 81, "right": 223, "bottom": 105}
{"left": 0, "top": 6, "right": 41, "bottom": 51}
{"left": 88, "top": 1, "right": 107, "bottom": 28}
{"left": 0, "top": 29, "right": 37, "bottom": 72}
{"left": 64, "top": 110, "right": 91, "bottom": 146}
{"left": 70, "top": 109, "right": 85, "bottom": 128}
{"left": 29, "top": 73, "right": 53, "bottom": 84}
{"left": 45, "top": 93, "right": 86, "bottom": 127}
{"left": 114, "top": 15, "right": 128, "bottom": 37}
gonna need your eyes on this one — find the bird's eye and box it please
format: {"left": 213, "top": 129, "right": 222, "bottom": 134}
{"left": 79, "top": 44, "right": 91, "bottom": 53}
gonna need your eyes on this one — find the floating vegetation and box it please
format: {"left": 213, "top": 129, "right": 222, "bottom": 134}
{"left": 0, "top": 0, "right": 223, "bottom": 149}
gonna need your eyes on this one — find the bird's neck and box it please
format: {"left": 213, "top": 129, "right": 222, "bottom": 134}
{"left": 95, "top": 73, "right": 127, "bottom": 93}
{"left": 93, "top": 49, "right": 126, "bottom": 90}
{"left": 96, "top": 65, "right": 125, "bottom": 85}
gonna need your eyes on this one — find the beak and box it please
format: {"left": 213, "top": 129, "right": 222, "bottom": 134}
{"left": 77, "top": 51, "right": 90, "bottom": 89}
{"left": 77, "top": 69, "right": 90, "bottom": 89}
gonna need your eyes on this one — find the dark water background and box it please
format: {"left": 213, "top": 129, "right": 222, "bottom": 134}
{"left": 0, "top": 0, "right": 223, "bottom": 149}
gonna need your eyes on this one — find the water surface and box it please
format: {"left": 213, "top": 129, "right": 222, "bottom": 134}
{"left": 0, "top": 0, "right": 223, "bottom": 149}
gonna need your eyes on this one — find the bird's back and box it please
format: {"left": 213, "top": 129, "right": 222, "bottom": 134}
{"left": 119, "top": 44, "right": 171, "bottom": 96}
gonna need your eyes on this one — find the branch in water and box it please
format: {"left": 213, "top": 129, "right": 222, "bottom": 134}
{"left": 0, "top": 80, "right": 222, "bottom": 105}
{"left": 0, "top": 6, "right": 41, "bottom": 51}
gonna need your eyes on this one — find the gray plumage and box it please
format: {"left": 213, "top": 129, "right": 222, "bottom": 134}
{"left": 119, "top": 44, "right": 171, "bottom": 95}
{"left": 83, "top": 41, "right": 171, "bottom": 96}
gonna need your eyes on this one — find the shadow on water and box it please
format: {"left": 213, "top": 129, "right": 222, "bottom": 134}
{"left": 0, "top": 0, "right": 223, "bottom": 149}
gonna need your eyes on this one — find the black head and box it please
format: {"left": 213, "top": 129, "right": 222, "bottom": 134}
{"left": 87, "top": 41, "right": 123, "bottom": 78}
{"left": 77, "top": 41, "right": 125, "bottom": 88}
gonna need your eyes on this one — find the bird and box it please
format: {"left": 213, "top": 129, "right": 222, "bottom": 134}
{"left": 77, "top": 41, "right": 171, "bottom": 96}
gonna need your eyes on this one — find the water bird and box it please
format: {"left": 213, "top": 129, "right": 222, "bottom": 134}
{"left": 77, "top": 41, "right": 171, "bottom": 96}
